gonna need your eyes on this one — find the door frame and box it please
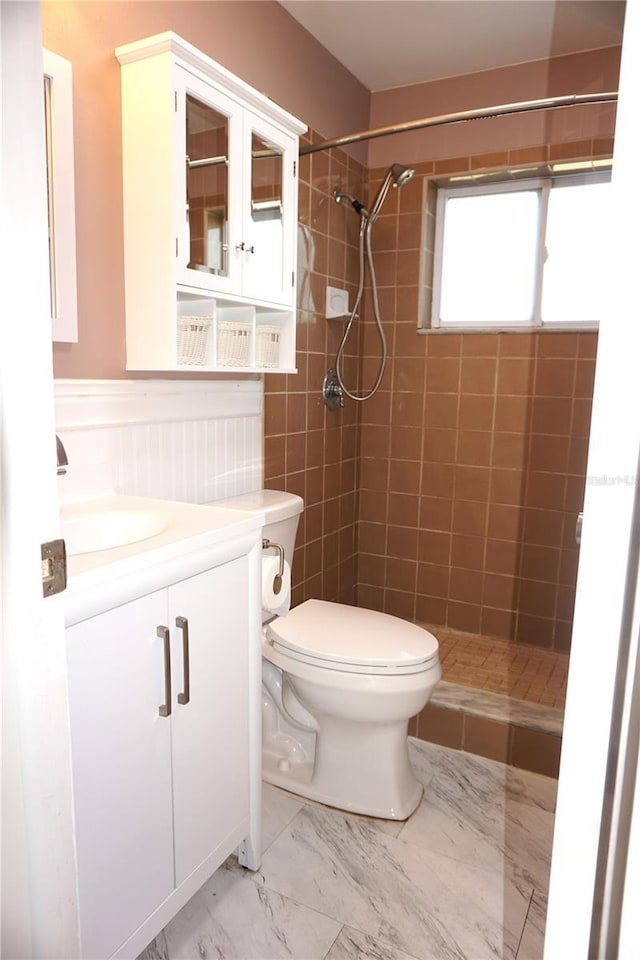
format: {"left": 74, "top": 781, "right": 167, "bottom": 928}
{"left": 1, "top": 3, "right": 78, "bottom": 957}
{"left": 544, "top": 2, "right": 640, "bottom": 955}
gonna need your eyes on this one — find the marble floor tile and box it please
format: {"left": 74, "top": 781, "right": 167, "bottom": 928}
{"left": 516, "top": 893, "right": 547, "bottom": 960}
{"left": 405, "top": 738, "right": 442, "bottom": 788}
{"left": 502, "top": 766, "right": 557, "bottom": 815}
{"left": 262, "top": 783, "right": 305, "bottom": 852}
{"left": 291, "top": 790, "right": 408, "bottom": 839}
{"left": 139, "top": 742, "right": 553, "bottom": 960}
{"left": 138, "top": 858, "right": 341, "bottom": 960}
{"left": 325, "top": 926, "right": 422, "bottom": 960}
{"left": 256, "top": 802, "right": 532, "bottom": 960}
{"left": 409, "top": 739, "right": 557, "bottom": 814}
{"left": 500, "top": 801, "right": 555, "bottom": 894}
{"left": 402, "top": 741, "right": 555, "bottom": 893}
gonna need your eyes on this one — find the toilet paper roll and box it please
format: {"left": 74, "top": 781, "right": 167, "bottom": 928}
{"left": 262, "top": 556, "right": 292, "bottom": 618}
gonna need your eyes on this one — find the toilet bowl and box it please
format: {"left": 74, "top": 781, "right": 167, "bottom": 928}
{"left": 264, "top": 598, "right": 441, "bottom": 819}
{"left": 217, "top": 490, "right": 441, "bottom": 820}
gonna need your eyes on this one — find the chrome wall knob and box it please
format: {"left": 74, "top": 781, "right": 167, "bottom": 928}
{"left": 322, "top": 368, "right": 345, "bottom": 411}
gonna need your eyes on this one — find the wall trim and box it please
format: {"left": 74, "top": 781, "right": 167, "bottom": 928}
{"left": 54, "top": 378, "right": 263, "bottom": 430}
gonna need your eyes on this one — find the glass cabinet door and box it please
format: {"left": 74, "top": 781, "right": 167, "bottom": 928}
{"left": 242, "top": 117, "right": 296, "bottom": 305}
{"left": 175, "top": 70, "right": 296, "bottom": 307}
{"left": 186, "top": 95, "right": 229, "bottom": 278}
{"left": 175, "top": 70, "right": 241, "bottom": 295}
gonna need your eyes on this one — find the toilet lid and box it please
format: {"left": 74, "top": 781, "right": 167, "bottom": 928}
{"left": 266, "top": 599, "right": 439, "bottom": 674}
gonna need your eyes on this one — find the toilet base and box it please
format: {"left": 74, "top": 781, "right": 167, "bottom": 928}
{"left": 261, "top": 627, "right": 440, "bottom": 822}
{"left": 262, "top": 744, "right": 424, "bottom": 821}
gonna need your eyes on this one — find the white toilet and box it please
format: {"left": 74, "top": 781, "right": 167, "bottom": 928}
{"left": 219, "top": 489, "right": 442, "bottom": 821}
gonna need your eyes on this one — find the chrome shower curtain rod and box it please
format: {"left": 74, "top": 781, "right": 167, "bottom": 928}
{"left": 298, "top": 91, "right": 618, "bottom": 156}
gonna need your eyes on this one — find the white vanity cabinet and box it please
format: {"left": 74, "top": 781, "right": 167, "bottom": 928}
{"left": 66, "top": 555, "right": 253, "bottom": 960}
{"left": 116, "top": 32, "right": 306, "bottom": 373}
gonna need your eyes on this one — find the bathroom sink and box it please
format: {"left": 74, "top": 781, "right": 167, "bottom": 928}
{"left": 62, "top": 493, "right": 266, "bottom": 626}
{"left": 62, "top": 507, "right": 171, "bottom": 556}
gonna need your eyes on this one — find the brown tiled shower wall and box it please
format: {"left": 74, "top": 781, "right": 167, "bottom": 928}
{"left": 357, "top": 140, "right": 608, "bottom": 652}
{"left": 264, "top": 134, "right": 608, "bottom": 656}
{"left": 264, "top": 130, "right": 366, "bottom": 607}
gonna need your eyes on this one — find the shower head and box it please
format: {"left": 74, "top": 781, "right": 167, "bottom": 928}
{"left": 390, "top": 163, "right": 415, "bottom": 188}
{"left": 334, "top": 188, "right": 368, "bottom": 217}
{"left": 368, "top": 162, "right": 416, "bottom": 223}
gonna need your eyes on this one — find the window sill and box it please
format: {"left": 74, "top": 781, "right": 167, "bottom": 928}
{"left": 418, "top": 324, "right": 599, "bottom": 335}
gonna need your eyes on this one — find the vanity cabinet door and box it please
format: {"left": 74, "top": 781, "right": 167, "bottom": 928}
{"left": 169, "top": 556, "right": 250, "bottom": 885}
{"left": 66, "top": 591, "right": 174, "bottom": 960}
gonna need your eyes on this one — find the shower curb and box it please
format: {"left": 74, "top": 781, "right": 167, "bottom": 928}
{"left": 414, "top": 681, "right": 563, "bottom": 778}
{"left": 432, "top": 680, "right": 564, "bottom": 736}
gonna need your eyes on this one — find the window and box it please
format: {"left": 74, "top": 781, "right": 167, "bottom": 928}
{"left": 425, "top": 163, "right": 612, "bottom": 331}
{"left": 43, "top": 49, "right": 78, "bottom": 343}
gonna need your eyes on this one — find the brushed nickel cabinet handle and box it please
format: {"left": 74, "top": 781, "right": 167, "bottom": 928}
{"left": 157, "top": 625, "right": 171, "bottom": 717}
{"left": 176, "top": 616, "right": 190, "bottom": 705}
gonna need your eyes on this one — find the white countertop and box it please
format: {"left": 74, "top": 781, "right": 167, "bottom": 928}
{"left": 63, "top": 494, "right": 264, "bottom": 626}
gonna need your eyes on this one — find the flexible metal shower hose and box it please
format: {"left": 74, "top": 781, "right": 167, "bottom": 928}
{"left": 334, "top": 214, "right": 388, "bottom": 402}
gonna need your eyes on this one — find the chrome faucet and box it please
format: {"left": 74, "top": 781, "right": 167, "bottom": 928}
{"left": 56, "top": 435, "right": 68, "bottom": 475}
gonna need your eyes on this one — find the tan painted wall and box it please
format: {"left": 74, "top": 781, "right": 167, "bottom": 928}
{"left": 368, "top": 46, "right": 620, "bottom": 168}
{"left": 42, "top": 0, "right": 620, "bottom": 390}
{"left": 41, "top": 1, "right": 369, "bottom": 378}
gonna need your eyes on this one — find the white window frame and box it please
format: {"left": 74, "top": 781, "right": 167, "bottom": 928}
{"left": 427, "top": 169, "right": 609, "bottom": 333}
{"left": 43, "top": 48, "right": 78, "bottom": 343}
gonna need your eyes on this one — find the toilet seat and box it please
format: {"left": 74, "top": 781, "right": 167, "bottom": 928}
{"left": 266, "top": 599, "right": 439, "bottom": 676}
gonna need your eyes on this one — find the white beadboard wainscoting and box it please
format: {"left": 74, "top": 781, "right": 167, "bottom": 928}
{"left": 54, "top": 379, "right": 263, "bottom": 506}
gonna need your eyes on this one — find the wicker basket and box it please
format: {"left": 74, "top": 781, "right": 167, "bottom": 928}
{"left": 255, "top": 325, "right": 281, "bottom": 368}
{"left": 216, "top": 319, "right": 251, "bottom": 367}
{"left": 177, "top": 316, "right": 212, "bottom": 365}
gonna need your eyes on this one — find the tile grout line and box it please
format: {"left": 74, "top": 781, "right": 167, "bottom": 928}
{"left": 260, "top": 798, "right": 307, "bottom": 858}
{"left": 514, "top": 887, "right": 536, "bottom": 960}
{"left": 320, "top": 924, "right": 343, "bottom": 960}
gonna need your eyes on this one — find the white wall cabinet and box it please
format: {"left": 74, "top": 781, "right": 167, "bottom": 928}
{"left": 66, "top": 556, "right": 251, "bottom": 959}
{"left": 116, "top": 32, "right": 306, "bottom": 373}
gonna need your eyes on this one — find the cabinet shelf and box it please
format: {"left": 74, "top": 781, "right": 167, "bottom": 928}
{"left": 174, "top": 292, "right": 296, "bottom": 373}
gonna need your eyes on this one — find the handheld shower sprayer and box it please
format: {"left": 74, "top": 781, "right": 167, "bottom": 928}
{"left": 326, "top": 162, "right": 416, "bottom": 406}
{"left": 390, "top": 163, "right": 415, "bottom": 187}
{"left": 368, "top": 163, "right": 415, "bottom": 224}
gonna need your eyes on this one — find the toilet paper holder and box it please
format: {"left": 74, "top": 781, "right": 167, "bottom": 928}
{"left": 262, "top": 538, "right": 285, "bottom": 595}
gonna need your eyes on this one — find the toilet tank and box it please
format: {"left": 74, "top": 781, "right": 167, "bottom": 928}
{"left": 214, "top": 490, "right": 303, "bottom": 572}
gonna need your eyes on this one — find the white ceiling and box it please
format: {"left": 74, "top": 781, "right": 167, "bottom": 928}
{"left": 278, "top": 0, "right": 626, "bottom": 91}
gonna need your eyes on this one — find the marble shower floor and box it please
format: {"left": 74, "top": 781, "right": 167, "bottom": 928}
{"left": 139, "top": 739, "right": 556, "bottom": 960}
